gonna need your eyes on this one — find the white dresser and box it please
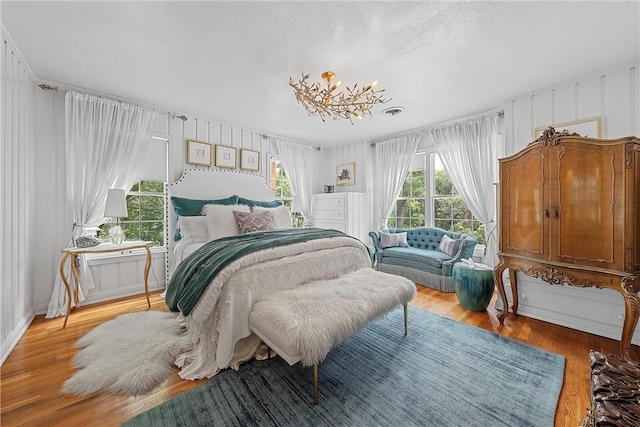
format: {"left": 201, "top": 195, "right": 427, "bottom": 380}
{"left": 311, "top": 192, "right": 369, "bottom": 244}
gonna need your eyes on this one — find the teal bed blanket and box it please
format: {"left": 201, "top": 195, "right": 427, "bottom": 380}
{"left": 166, "top": 228, "right": 348, "bottom": 316}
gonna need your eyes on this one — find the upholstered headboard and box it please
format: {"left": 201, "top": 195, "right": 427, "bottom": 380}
{"left": 165, "top": 168, "right": 276, "bottom": 280}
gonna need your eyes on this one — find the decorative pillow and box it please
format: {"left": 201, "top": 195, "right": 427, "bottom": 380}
{"left": 171, "top": 195, "right": 239, "bottom": 240}
{"left": 379, "top": 231, "right": 409, "bottom": 249}
{"left": 438, "top": 234, "right": 463, "bottom": 257}
{"left": 238, "top": 197, "right": 283, "bottom": 208}
{"left": 171, "top": 195, "right": 239, "bottom": 216}
{"left": 203, "top": 204, "right": 250, "bottom": 241}
{"left": 252, "top": 205, "right": 293, "bottom": 229}
{"left": 176, "top": 216, "right": 208, "bottom": 243}
{"left": 233, "top": 210, "right": 274, "bottom": 234}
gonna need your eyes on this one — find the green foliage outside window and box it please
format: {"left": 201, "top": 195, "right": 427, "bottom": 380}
{"left": 388, "top": 163, "right": 486, "bottom": 244}
{"left": 270, "top": 159, "right": 303, "bottom": 228}
{"left": 99, "top": 180, "right": 165, "bottom": 246}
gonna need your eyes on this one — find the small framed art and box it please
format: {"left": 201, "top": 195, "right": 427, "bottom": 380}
{"left": 186, "top": 140, "right": 212, "bottom": 167}
{"left": 240, "top": 148, "right": 260, "bottom": 172}
{"left": 337, "top": 162, "right": 355, "bottom": 186}
{"left": 215, "top": 144, "right": 237, "bottom": 169}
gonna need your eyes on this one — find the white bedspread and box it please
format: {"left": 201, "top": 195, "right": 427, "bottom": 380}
{"left": 172, "top": 235, "right": 372, "bottom": 380}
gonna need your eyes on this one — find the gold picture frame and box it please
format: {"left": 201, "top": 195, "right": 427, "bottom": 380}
{"left": 215, "top": 144, "right": 237, "bottom": 169}
{"left": 240, "top": 148, "right": 260, "bottom": 172}
{"left": 337, "top": 162, "right": 355, "bottom": 186}
{"left": 186, "top": 140, "right": 212, "bottom": 167}
{"left": 535, "top": 116, "right": 601, "bottom": 139}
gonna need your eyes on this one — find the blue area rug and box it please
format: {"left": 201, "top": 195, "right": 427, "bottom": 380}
{"left": 123, "top": 306, "right": 565, "bottom": 427}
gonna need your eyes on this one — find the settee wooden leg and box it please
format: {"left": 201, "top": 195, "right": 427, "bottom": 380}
{"left": 313, "top": 363, "right": 319, "bottom": 405}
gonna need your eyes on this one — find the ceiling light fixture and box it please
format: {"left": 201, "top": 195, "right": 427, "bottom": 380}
{"left": 289, "top": 71, "right": 390, "bottom": 124}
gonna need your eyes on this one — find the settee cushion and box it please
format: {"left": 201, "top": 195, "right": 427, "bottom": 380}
{"left": 379, "top": 247, "right": 447, "bottom": 269}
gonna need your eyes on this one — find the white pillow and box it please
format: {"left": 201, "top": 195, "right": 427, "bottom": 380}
{"left": 438, "top": 234, "right": 463, "bottom": 257}
{"left": 203, "top": 204, "right": 250, "bottom": 241}
{"left": 176, "top": 216, "right": 208, "bottom": 243}
{"left": 253, "top": 205, "right": 293, "bottom": 229}
{"left": 379, "top": 231, "right": 409, "bottom": 249}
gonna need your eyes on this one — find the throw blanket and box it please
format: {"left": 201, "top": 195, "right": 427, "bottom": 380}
{"left": 167, "top": 228, "right": 349, "bottom": 316}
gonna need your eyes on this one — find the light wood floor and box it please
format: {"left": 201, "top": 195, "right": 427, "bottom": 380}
{"left": 2, "top": 287, "right": 638, "bottom": 427}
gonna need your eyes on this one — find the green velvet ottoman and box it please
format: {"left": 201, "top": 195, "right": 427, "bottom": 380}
{"left": 452, "top": 262, "right": 495, "bottom": 311}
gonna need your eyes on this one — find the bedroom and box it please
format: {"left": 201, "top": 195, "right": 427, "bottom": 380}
{"left": 2, "top": 1, "right": 639, "bottom": 426}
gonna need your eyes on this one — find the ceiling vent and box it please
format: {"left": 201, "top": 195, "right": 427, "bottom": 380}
{"left": 382, "top": 106, "right": 404, "bottom": 116}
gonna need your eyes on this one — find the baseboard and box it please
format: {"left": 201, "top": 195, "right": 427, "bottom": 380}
{"left": 495, "top": 277, "right": 640, "bottom": 346}
{"left": 33, "top": 284, "right": 166, "bottom": 316}
{"left": 1, "top": 311, "right": 36, "bottom": 365}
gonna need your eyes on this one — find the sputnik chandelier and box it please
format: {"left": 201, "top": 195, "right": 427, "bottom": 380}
{"left": 289, "top": 71, "right": 390, "bottom": 124}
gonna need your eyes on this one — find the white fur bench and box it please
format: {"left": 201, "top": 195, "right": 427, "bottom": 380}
{"left": 249, "top": 267, "right": 416, "bottom": 405}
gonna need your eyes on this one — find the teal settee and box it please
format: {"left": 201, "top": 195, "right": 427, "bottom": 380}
{"left": 369, "top": 227, "right": 478, "bottom": 292}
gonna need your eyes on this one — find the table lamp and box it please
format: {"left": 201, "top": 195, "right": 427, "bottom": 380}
{"left": 104, "top": 189, "right": 128, "bottom": 244}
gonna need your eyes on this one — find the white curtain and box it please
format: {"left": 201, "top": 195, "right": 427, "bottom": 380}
{"left": 46, "top": 92, "right": 157, "bottom": 318}
{"left": 373, "top": 133, "right": 422, "bottom": 229}
{"left": 275, "top": 139, "right": 315, "bottom": 226}
{"left": 428, "top": 115, "right": 499, "bottom": 267}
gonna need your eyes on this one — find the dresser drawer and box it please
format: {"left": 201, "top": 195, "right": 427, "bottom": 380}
{"left": 313, "top": 208, "right": 346, "bottom": 221}
{"left": 313, "top": 220, "right": 347, "bottom": 233}
{"left": 313, "top": 195, "right": 346, "bottom": 209}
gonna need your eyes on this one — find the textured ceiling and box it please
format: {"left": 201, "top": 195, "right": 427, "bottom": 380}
{"left": 2, "top": 1, "right": 639, "bottom": 146}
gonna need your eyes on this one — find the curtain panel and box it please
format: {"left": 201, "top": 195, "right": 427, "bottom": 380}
{"left": 46, "top": 92, "right": 157, "bottom": 318}
{"left": 373, "top": 133, "right": 422, "bottom": 229}
{"left": 274, "top": 139, "right": 315, "bottom": 226}
{"left": 428, "top": 115, "right": 499, "bottom": 266}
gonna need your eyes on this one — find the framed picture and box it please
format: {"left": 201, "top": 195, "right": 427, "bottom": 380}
{"left": 240, "top": 148, "right": 260, "bottom": 172}
{"left": 337, "top": 163, "right": 355, "bottom": 186}
{"left": 186, "top": 140, "right": 212, "bottom": 167}
{"left": 535, "top": 116, "right": 601, "bottom": 139}
{"left": 215, "top": 144, "right": 237, "bottom": 169}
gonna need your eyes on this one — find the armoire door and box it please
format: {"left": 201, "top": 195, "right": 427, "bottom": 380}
{"left": 548, "top": 141, "right": 626, "bottom": 270}
{"left": 500, "top": 146, "right": 548, "bottom": 258}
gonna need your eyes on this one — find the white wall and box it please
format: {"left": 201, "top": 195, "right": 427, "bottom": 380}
{"left": 500, "top": 62, "right": 640, "bottom": 345}
{"left": 1, "top": 27, "right": 36, "bottom": 364}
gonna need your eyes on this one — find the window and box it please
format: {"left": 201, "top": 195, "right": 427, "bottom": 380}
{"left": 388, "top": 153, "right": 426, "bottom": 228}
{"left": 389, "top": 152, "right": 486, "bottom": 244}
{"left": 99, "top": 180, "right": 166, "bottom": 246}
{"left": 431, "top": 153, "right": 485, "bottom": 243}
{"left": 269, "top": 156, "right": 303, "bottom": 228}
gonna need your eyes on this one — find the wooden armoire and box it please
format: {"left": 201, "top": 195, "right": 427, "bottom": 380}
{"left": 494, "top": 128, "right": 640, "bottom": 357}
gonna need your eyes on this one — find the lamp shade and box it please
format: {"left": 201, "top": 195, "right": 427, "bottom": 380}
{"left": 104, "top": 189, "right": 128, "bottom": 218}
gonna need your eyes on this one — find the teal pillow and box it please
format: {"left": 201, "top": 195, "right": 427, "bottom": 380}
{"left": 171, "top": 195, "right": 239, "bottom": 240}
{"left": 238, "top": 197, "right": 283, "bottom": 208}
{"left": 171, "top": 195, "right": 239, "bottom": 216}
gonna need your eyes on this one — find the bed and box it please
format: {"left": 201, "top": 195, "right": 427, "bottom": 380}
{"left": 165, "top": 169, "right": 372, "bottom": 380}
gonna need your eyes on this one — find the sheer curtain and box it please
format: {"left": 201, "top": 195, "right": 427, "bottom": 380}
{"left": 373, "top": 133, "right": 422, "bottom": 229}
{"left": 427, "top": 115, "right": 499, "bottom": 266}
{"left": 275, "top": 139, "right": 315, "bottom": 226}
{"left": 46, "top": 92, "right": 157, "bottom": 318}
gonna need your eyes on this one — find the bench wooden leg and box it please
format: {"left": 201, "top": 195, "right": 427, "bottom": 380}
{"left": 404, "top": 303, "right": 408, "bottom": 336}
{"left": 313, "top": 363, "right": 319, "bottom": 405}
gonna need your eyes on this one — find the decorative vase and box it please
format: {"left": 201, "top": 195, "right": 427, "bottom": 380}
{"left": 452, "top": 262, "right": 494, "bottom": 312}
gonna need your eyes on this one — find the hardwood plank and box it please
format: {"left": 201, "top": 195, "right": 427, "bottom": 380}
{"left": 1, "top": 288, "right": 638, "bottom": 427}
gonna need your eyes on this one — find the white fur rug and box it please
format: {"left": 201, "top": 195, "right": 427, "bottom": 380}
{"left": 63, "top": 311, "right": 193, "bottom": 396}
